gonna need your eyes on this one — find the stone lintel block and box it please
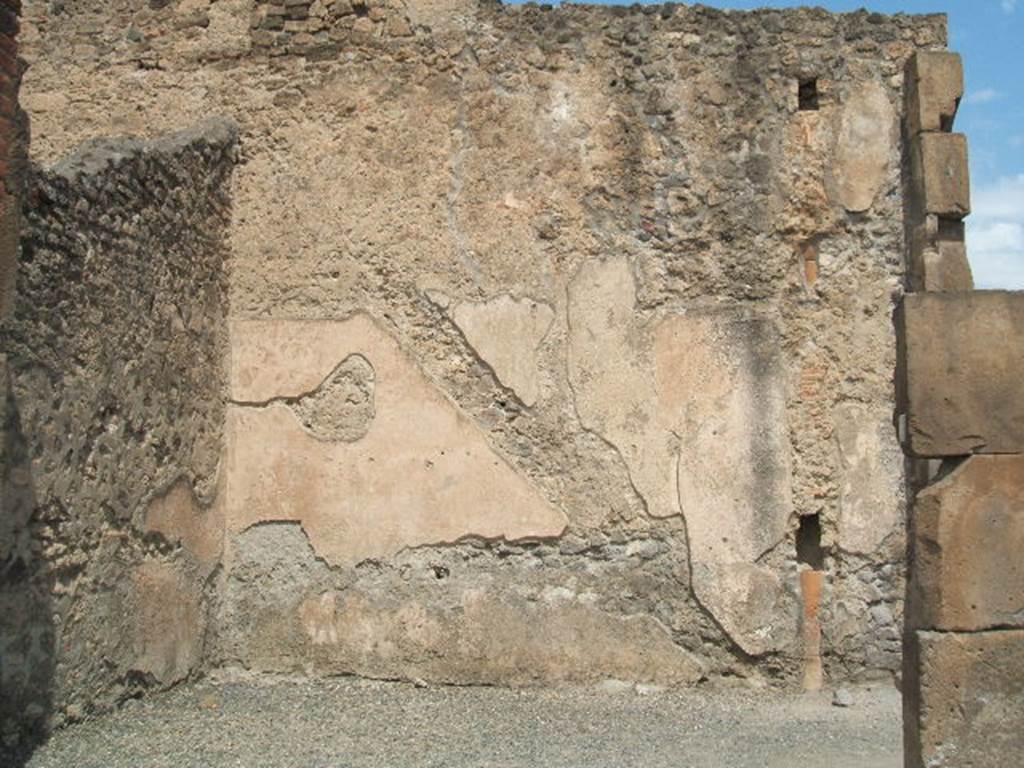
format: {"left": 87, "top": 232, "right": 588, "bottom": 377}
{"left": 904, "top": 51, "right": 964, "bottom": 136}
{"left": 911, "top": 133, "right": 970, "bottom": 219}
{"left": 904, "top": 629, "right": 1024, "bottom": 768}
{"left": 907, "top": 215, "right": 973, "bottom": 292}
{"left": 908, "top": 456, "right": 1024, "bottom": 632}
{"left": 896, "top": 291, "right": 1024, "bottom": 456}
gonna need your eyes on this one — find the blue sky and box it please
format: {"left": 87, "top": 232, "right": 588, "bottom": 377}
{"left": 517, "top": 0, "right": 1024, "bottom": 288}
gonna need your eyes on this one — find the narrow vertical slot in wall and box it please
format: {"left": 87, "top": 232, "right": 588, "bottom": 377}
{"left": 799, "top": 78, "right": 820, "bottom": 111}
{"left": 797, "top": 513, "right": 825, "bottom": 569}
{"left": 798, "top": 513, "right": 825, "bottom": 692}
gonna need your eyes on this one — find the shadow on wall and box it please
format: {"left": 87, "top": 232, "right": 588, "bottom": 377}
{"left": 0, "top": 366, "right": 55, "bottom": 766}
{"left": 0, "top": 118, "right": 238, "bottom": 763}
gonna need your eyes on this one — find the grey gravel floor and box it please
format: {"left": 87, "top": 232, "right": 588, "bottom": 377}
{"left": 26, "top": 676, "right": 902, "bottom": 768}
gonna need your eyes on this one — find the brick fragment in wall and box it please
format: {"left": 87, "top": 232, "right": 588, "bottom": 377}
{"left": 896, "top": 291, "right": 1024, "bottom": 456}
{"left": 904, "top": 629, "right": 1024, "bottom": 768}
{"left": 907, "top": 215, "right": 973, "bottom": 292}
{"left": 904, "top": 51, "right": 964, "bottom": 136}
{"left": 907, "top": 455, "right": 1024, "bottom": 632}
{"left": 909, "top": 132, "right": 971, "bottom": 219}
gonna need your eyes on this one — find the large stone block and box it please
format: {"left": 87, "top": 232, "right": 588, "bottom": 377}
{"left": 907, "top": 215, "right": 973, "bottom": 292}
{"left": 904, "top": 629, "right": 1024, "bottom": 768}
{"left": 896, "top": 291, "right": 1024, "bottom": 456}
{"left": 908, "top": 456, "right": 1024, "bottom": 631}
{"left": 910, "top": 133, "right": 970, "bottom": 219}
{"left": 904, "top": 51, "right": 964, "bottom": 136}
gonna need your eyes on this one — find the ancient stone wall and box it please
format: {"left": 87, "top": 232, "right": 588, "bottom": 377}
{"left": 0, "top": 119, "right": 237, "bottom": 759}
{"left": 898, "top": 50, "right": 1024, "bottom": 766}
{"left": 0, "top": 0, "right": 26, "bottom": 321}
{"left": 9, "top": 0, "right": 949, "bottom": 707}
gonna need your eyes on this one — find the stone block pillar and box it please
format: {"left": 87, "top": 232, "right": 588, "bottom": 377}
{"left": 899, "top": 50, "right": 1024, "bottom": 768}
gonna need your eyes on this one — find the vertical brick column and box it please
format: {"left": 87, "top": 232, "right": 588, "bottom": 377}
{"left": 899, "top": 50, "right": 1024, "bottom": 768}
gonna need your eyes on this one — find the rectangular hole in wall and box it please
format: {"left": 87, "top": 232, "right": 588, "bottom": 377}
{"left": 936, "top": 217, "right": 965, "bottom": 244}
{"left": 797, "top": 513, "right": 825, "bottom": 570}
{"left": 798, "top": 79, "right": 819, "bottom": 111}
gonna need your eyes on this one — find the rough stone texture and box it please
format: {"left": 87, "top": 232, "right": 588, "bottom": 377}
{"left": 904, "top": 50, "right": 963, "bottom": 136}
{"left": 897, "top": 291, "right": 1024, "bottom": 456}
{"left": 0, "top": 0, "right": 27, "bottom": 322}
{"left": 9, "top": 0, "right": 949, "bottom": 705}
{"left": 907, "top": 456, "right": 1024, "bottom": 632}
{"left": 225, "top": 317, "right": 567, "bottom": 568}
{"left": 0, "top": 120, "right": 237, "bottom": 757}
{"left": 910, "top": 132, "right": 970, "bottom": 219}
{"left": 904, "top": 629, "right": 1024, "bottom": 768}
{"left": 452, "top": 295, "right": 554, "bottom": 407}
{"left": 905, "top": 50, "right": 958, "bottom": 137}
{"left": 216, "top": 522, "right": 707, "bottom": 686}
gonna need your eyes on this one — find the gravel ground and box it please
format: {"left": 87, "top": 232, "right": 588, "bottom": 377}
{"left": 25, "top": 676, "right": 902, "bottom": 768}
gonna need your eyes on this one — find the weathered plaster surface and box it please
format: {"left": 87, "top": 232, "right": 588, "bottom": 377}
{"left": 567, "top": 255, "right": 797, "bottom": 655}
{"left": 226, "top": 317, "right": 567, "bottom": 567}
{"left": 452, "top": 295, "right": 554, "bottom": 407}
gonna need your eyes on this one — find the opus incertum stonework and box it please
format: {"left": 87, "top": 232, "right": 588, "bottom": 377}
{"left": 0, "top": 1, "right": 1020, "bottom": 765}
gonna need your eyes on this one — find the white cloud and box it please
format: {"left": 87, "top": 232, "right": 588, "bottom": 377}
{"left": 966, "top": 88, "right": 1002, "bottom": 105}
{"left": 967, "top": 174, "right": 1024, "bottom": 289}
{"left": 1003, "top": 0, "right": 1018, "bottom": 14}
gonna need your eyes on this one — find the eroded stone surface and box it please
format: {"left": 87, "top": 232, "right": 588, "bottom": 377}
{"left": 908, "top": 216, "right": 973, "bottom": 292}
{"left": 908, "top": 456, "right": 1024, "bottom": 632}
{"left": 226, "top": 316, "right": 567, "bottom": 567}
{"left": 911, "top": 133, "right": 971, "bottom": 219}
{"left": 452, "top": 295, "right": 554, "bottom": 407}
{"left": 216, "top": 523, "right": 706, "bottom": 686}
{"left": 834, "top": 404, "right": 904, "bottom": 555}
{"left": 897, "top": 292, "right": 1024, "bottom": 456}
{"left": 0, "top": 121, "right": 235, "bottom": 742}
{"left": 904, "top": 629, "right": 1024, "bottom": 768}
{"left": 567, "top": 255, "right": 796, "bottom": 656}
{"left": 904, "top": 51, "right": 964, "bottom": 136}
{"left": 829, "top": 81, "right": 895, "bottom": 213}
{"left": 289, "top": 354, "right": 376, "bottom": 442}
